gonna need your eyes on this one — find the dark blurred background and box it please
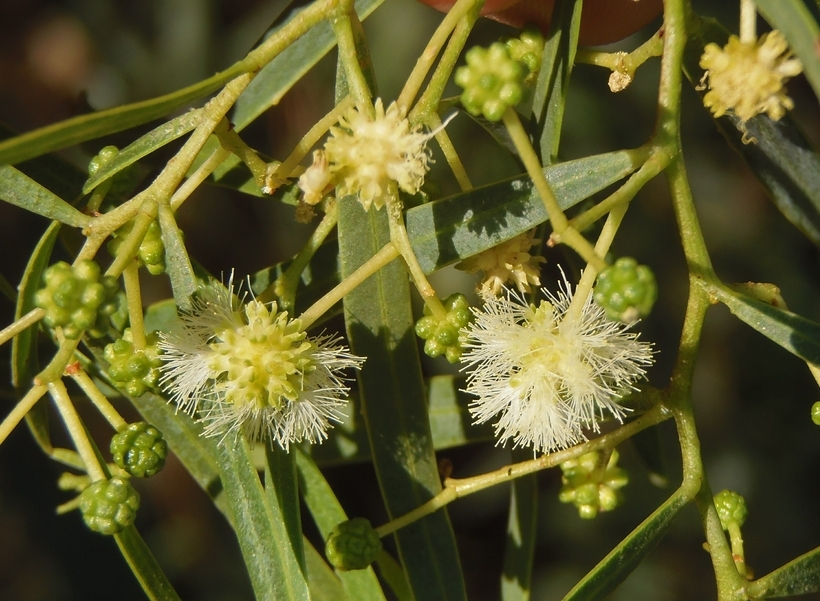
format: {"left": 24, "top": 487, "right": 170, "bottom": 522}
{"left": 2, "top": 0, "right": 820, "bottom": 599}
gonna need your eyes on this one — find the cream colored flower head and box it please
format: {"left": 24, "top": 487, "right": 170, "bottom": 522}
{"left": 324, "top": 98, "right": 432, "bottom": 210}
{"left": 461, "top": 274, "right": 654, "bottom": 454}
{"left": 457, "top": 230, "right": 545, "bottom": 295}
{"left": 158, "top": 278, "right": 364, "bottom": 450}
{"left": 699, "top": 30, "right": 802, "bottom": 123}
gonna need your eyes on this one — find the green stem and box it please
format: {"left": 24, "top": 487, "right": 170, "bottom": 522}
{"left": 575, "top": 28, "right": 664, "bottom": 91}
{"left": 0, "top": 384, "right": 48, "bottom": 447}
{"left": 0, "top": 307, "right": 44, "bottom": 348}
{"left": 397, "top": 0, "right": 485, "bottom": 111}
{"left": 48, "top": 380, "right": 106, "bottom": 482}
{"left": 35, "top": 338, "right": 82, "bottom": 385}
{"left": 501, "top": 107, "right": 606, "bottom": 271}
{"left": 740, "top": 0, "right": 757, "bottom": 43}
{"left": 376, "top": 405, "right": 670, "bottom": 537}
{"left": 298, "top": 241, "right": 400, "bottom": 329}
{"left": 105, "top": 201, "right": 158, "bottom": 278}
{"left": 122, "top": 260, "right": 146, "bottom": 350}
{"left": 261, "top": 200, "right": 339, "bottom": 312}
{"left": 71, "top": 371, "right": 128, "bottom": 432}
{"left": 331, "top": 0, "right": 373, "bottom": 113}
{"left": 170, "top": 145, "right": 232, "bottom": 211}
{"left": 727, "top": 522, "right": 747, "bottom": 577}
{"left": 214, "top": 119, "right": 269, "bottom": 188}
{"left": 427, "top": 113, "right": 472, "bottom": 191}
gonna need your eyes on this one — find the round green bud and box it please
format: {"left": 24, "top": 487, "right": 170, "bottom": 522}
{"left": 424, "top": 338, "right": 445, "bottom": 358}
{"left": 594, "top": 257, "right": 658, "bottom": 323}
{"left": 88, "top": 146, "right": 119, "bottom": 177}
{"left": 455, "top": 43, "right": 527, "bottom": 122}
{"left": 506, "top": 28, "right": 545, "bottom": 86}
{"left": 598, "top": 485, "right": 620, "bottom": 512}
{"left": 445, "top": 346, "right": 463, "bottom": 364}
{"left": 435, "top": 323, "right": 459, "bottom": 347}
{"left": 104, "top": 330, "right": 162, "bottom": 396}
{"left": 110, "top": 422, "right": 168, "bottom": 478}
{"left": 325, "top": 518, "right": 382, "bottom": 571}
{"left": 79, "top": 477, "right": 140, "bottom": 535}
{"left": 714, "top": 489, "right": 747, "bottom": 530}
{"left": 415, "top": 315, "right": 438, "bottom": 340}
{"left": 812, "top": 401, "right": 820, "bottom": 425}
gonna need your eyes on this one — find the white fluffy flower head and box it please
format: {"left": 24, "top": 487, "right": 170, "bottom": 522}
{"left": 462, "top": 276, "right": 654, "bottom": 454}
{"left": 158, "top": 279, "right": 364, "bottom": 450}
{"left": 457, "top": 230, "right": 545, "bottom": 295}
{"left": 324, "top": 98, "right": 432, "bottom": 210}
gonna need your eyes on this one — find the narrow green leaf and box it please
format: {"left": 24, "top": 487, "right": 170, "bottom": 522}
{"left": 12, "top": 222, "right": 61, "bottom": 451}
{"left": 755, "top": 0, "right": 820, "bottom": 101}
{"left": 532, "top": 0, "right": 582, "bottom": 163}
{"left": 214, "top": 432, "right": 310, "bottom": 601}
{"left": 685, "top": 16, "right": 820, "bottom": 247}
{"left": 562, "top": 487, "right": 689, "bottom": 600}
{"left": 706, "top": 282, "right": 820, "bottom": 364}
{"left": 338, "top": 197, "right": 467, "bottom": 601}
{"left": 296, "top": 448, "right": 387, "bottom": 601}
{"left": 0, "top": 166, "right": 92, "bottom": 228}
{"left": 0, "top": 271, "right": 15, "bottom": 303}
{"left": 305, "top": 541, "right": 351, "bottom": 601}
{"left": 375, "top": 549, "right": 414, "bottom": 601}
{"left": 265, "top": 445, "right": 308, "bottom": 575}
{"left": 231, "top": 0, "right": 386, "bottom": 131}
{"left": 747, "top": 545, "right": 820, "bottom": 598}
{"left": 83, "top": 110, "right": 202, "bottom": 194}
{"left": 501, "top": 449, "right": 538, "bottom": 601}
{"left": 406, "top": 150, "right": 642, "bottom": 273}
{"left": 158, "top": 204, "right": 198, "bottom": 310}
{"left": 0, "top": 66, "right": 245, "bottom": 165}
{"left": 114, "top": 525, "right": 182, "bottom": 601}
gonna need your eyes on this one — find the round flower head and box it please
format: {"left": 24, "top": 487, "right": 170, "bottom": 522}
{"left": 324, "top": 98, "right": 432, "bottom": 210}
{"left": 461, "top": 275, "right": 654, "bottom": 454}
{"left": 158, "top": 278, "right": 364, "bottom": 450}
{"left": 457, "top": 230, "right": 545, "bottom": 295}
{"left": 699, "top": 30, "right": 803, "bottom": 124}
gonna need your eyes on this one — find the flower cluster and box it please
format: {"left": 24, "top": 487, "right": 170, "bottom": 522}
{"left": 323, "top": 98, "right": 433, "bottom": 211}
{"left": 158, "top": 279, "right": 364, "bottom": 450}
{"left": 461, "top": 276, "right": 654, "bottom": 454}
{"left": 699, "top": 30, "right": 802, "bottom": 123}
{"left": 457, "top": 230, "right": 545, "bottom": 295}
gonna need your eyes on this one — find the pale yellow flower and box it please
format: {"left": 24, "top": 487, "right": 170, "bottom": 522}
{"left": 324, "top": 98, "right": 432, "bottom": 210}
{"left": 699, "top": 30, "right": 802, "bottom": 123}
{"left": 298, "top": 150, "right": 333, "bottom": 206}
{"left": 457, "top": 231, "right": 545, "bottom": 295}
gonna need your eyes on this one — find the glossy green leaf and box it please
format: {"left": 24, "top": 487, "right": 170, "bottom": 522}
{"left": 755, "top": 0, "right": 820, "bottom": 101}
{"left": 114, "top": 525, "right": 182, "bottom": 601}
{"left": 406, "top": 150, "right": 642, "bottom": 273}
{"left": 214, "top": 431, "right": 310, "bottom": 601}
{"left": 0, "top": 66, "right": 245, "bottom": 166}
{"left": 11, "top": 222, "right": 61, "bottom": 452}
{"left": 562, "top": 487, "right": 689, "bottom": 600}
{"left": 685, "top": 16, "right": 820, "bottom": 247}
{"left": 706, "top": 282, "right": 820, "bottom": 364}
{"left": 338, "top": 196, "right": 467, "bottom": 601}
{"left": 0, "top": 165, "right": 92, "bottom": 228}
{"left": 747, "top": 545, "right": 820, "bottom": 598}
{"left": 83, "top": 110, "right": 202, "bottom": 194}
{"left": 231, "top": 0, "right": 385, "bottom": 131}
{"left": 158, "top": 204, "right": 199, "bottom": 310}
{"left": 296, "top": 448, "right": 387, "bottom": 601}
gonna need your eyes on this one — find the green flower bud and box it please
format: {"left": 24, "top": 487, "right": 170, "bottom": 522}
{"left": 104, "top": 329, "right": 163, "bottom": 397}
{"left": 594, "top": 257, "right": 658, "bottom": 323}
{"left": 558, "top": 449, "right": 628, "bottom": 519}
{"left": 455, "top": 43, "right": 527, "bottom": 122}
{"left": 326, "top": 518, "right": 382, "bottom": 571}
{"left": 811, "top": 401, "right": 820, "bottom": 425}
{"left": 110, "top": 422, "right": 168, "bottom": 478}
{"left": 88, "top": 146, "right": 119, "bottom": 178}
{"left": 714, "top": 489, "right": 748, "bottom": 530}
{"left": 506, "top": 28, "right": 545, "bottom": 86}
{"left": 415, "top": 294, "right": 473, "bottom": 363}
{"left": 79, "top": 477, "right": 140, "bottom": 535}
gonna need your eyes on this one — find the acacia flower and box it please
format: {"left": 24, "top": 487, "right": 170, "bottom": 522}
{"left": 699, "top": 30, "right": 803, "bottom": 124}
{"left": 158, "top": 279, "right": 364, "bottom": 450}
{"left": 324, "top": 98, "right": 432, "bottom": 210}
{"left": 457, "top": 230, "right": 545, "bottom": 295}
{"left": 298, "top": 149, "right": 333, "bottom": 206}
{"left": 461, "top": 276, "right": 653, "bottom": 454}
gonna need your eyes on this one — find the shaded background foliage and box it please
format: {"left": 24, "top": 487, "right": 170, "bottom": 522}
{"left": 1, "top": 0, "right": 819, "bottom": 599}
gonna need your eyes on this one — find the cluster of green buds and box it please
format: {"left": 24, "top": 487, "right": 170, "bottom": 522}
{"left": 88, "top": 145, "right": 142, "bottom": 202}
{"left": 34, "top": 260, "right": 120, "bottom": 339}
{"left": 594, "top": 257, "right": 658, "bottom": 324}
{"left": 505, "top": 27, "right": 545, "bottom": 87}
{"left": 455, "top": 42, "right": 528, "bottom": 122}
{"left": 104, "top": 329, "right": 162, "bottom": 397}
{"left": 325, "top": 518, "right": 382, "bottom": 571}
{"left": 415, "top": 293, "right": 472, "bottom": 363}
{"left": 78, "top": 476, "right": 140, "bottom": 535}
{"left": 108, "top": 220, "right": 166, "bottom": 275}
{"left": 110, "top": 421, "right": 168, "bottom": 478}
{"left": 713, "top": 489, "right": 750, "bottom": 577}
{"left": 558, "top": 449, "right": 628, "bottom": 519}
